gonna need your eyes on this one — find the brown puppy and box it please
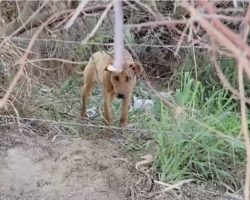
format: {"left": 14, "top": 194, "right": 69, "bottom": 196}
{"left": 81, "top": 49, "right": 142, "bottom": 127}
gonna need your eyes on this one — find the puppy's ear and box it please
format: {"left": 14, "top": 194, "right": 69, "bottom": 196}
{"left": 129, "top": 63, "right": 144, "bottom": 76}
{"left": 104, "top": 66, "right": 109, "bottom": 71}
{"left": 104, "top": 65, "right": 112, "bottom": 72}
{"left": 105, "top": 64, "right": 120, "bottom": 72}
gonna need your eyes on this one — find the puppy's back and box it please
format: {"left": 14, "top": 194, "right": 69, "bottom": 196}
{"left": 122, "top": 49, "right": 134, "bottom": 64}
{"left": 83, "top": 51, "right": 113, "bottom": 83}
{"left": 108, "top": 48, "right": 134, "bottom": 65}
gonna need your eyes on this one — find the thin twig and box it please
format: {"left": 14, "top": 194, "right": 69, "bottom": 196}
{"left": 0, "top": 1, "right": 49, "bottom": 47}
{"left": 133, "top": 0, "right": 163, "bottom": 20}
{"left": 1, "top": 37, "right": 196, "bottom": 49}
{"left": 81, "top": 1, "right": 113, "bottom": 44}
{"left": 13, "top": 58, "right": 88, "bottom": 68}
{"left": 8, "top": 100, "right": 22, "bottom": 134}
{"left": 64, "top": 0, "right": 89, "bottom": 29}
{"left": 238, "top": 59, "right": 250, "bottom": 200}
{"left": 211, "top": 39, "right": 250, "bottom": 105}
{"left": 126, "top": 19, "right": 187, "bottom": 29}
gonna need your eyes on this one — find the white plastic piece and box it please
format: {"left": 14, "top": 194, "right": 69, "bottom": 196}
{"left": 86, "top": 108, "right": 98, "bottom": 118}
{"left": 132, "top": 96, "right": 154, "bottom": 112}
{"left": 40, "top": 86, "right": 51, "bottom": 94}
{"left": 40, "top": 88, "right": 50, "bottom": 93}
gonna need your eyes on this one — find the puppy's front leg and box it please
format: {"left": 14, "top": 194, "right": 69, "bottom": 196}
{"left": 119, "top": 93, "right": 132, "bottom": 127}
{"left": 103, "top": 92, "right": 114, "bottom": 126}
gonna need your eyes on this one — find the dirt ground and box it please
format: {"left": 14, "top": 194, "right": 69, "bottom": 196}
{"left": 0, "top": 117, "right": 243, "bottom": 200}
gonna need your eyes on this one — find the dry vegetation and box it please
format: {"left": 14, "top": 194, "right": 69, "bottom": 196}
{"left": 0, "top": 0, "right": 250, "bottom": 200}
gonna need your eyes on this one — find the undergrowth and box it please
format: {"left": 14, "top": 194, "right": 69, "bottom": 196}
{"left": 154, "top": 71, "right": 244, "bottom": 189}
{"left": 27, "top": 52, "right": 246, "bottom": 190}
{"left": 121, "top": 54, "right": 246, "bottom": 189}
{"left": 143, "top": 55, "right": 245, "bottom": 189}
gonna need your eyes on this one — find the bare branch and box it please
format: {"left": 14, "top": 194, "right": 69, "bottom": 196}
{"left": 126, "top": 19, "right": 187, "bottom": 29}
{"left": 81, "top": 2, "right": 113, "bottom": 44}
{"left": 64, "top": 0, "right": 89, "bottom": 29}
{"left": 211, "top": 39, "right": 250, "bottom": 105}
{"left": 4, "top": 1, "right": 49, "bottom": 36}
{"left": 108, "top": 0, "right": 124, "bottom": 73}
{"left": 0, "top": 10, "right": 72, "bottom": 109}
{"left": 182, "top": 2, "right": 250, "bottom": 79}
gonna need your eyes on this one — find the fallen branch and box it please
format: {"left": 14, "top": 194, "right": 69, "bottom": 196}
{"left": 64, "top": 0, "right": 89, "bottom": 29}
{"left": 0, "top": 10, "right": 72, "bottom": 109}
{"left": 4, "top": 1, "right": 50, "bottom": 36}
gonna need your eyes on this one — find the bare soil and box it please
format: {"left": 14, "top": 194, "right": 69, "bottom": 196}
{"left": 0, "top": 118, "right": 243, "bottom": 200}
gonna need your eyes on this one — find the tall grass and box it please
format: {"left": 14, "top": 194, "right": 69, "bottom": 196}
{"left": 150, "top": 59, "right": 245, "bottom": 189}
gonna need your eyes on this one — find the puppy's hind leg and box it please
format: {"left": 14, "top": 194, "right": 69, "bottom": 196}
{"left": 81, "top": 81, "right": 94, "bottom": 118}
{"left": 103, "top": 92, "right": 115, "bottom": 126}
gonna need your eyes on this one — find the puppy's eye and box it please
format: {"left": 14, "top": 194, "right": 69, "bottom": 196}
{"left": 125, "top": 76, "right": 131, "bottom": 82}
{"left": 114, "top": 76, "right": 119, "bottom": 81}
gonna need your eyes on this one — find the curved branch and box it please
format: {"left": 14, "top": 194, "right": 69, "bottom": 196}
{"left": 4, "top": 1, "right": 51, "bottom": 36}
{"left": 3, "top": 1, "right": 136, "bottom": 37}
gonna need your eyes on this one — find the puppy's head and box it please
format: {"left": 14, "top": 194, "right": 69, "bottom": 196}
{"left": 105, "top": 63, "right": 143, "bottom": 99}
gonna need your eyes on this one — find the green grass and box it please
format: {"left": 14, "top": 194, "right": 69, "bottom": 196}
{"left": 126, "top": 63, "right": 245, "bottom": 189}
{"left": 150, "top": 70, "right": 244, "bottom": 189}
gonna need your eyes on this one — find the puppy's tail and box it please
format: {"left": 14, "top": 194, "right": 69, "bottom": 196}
{"left": 73, "top": 69, "right": 83, "bottom": 76}
{"left": 72, "top": 64, "right": 85, "bottom": 78}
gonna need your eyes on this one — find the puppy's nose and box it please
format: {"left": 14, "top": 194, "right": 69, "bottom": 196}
{"left": 117, "top": 93, "right": 125, "bottom": 99}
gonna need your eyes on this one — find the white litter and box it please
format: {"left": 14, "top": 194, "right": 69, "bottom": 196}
{"left": 40, "top": 86, "right": 52, "bottom": 94}
{"left": 131, "top": 96, "right": 154, "bottom": 112}
{"left": 86, "top": 108, "right": 98, "bottom": 119}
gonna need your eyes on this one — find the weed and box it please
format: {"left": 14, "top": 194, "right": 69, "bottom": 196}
{"left": 121, "top": 61, "right": 245, "bottom": 189}
{"left": 151, "top": 70, "right": 244, "bottom": 189}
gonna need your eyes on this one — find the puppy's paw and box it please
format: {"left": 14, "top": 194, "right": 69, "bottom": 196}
{"left": 119, "top": 118, "right": 127, "bottom": 128}
{"left": 80, "top": 113, "right": 88, "bottom": 119}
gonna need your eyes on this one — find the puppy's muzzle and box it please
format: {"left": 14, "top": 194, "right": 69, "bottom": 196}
{"left": 117, "top": 93, "right": 125, "bottom": 99}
